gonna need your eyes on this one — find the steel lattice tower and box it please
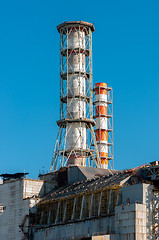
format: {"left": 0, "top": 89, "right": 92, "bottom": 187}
{"left": 50, "top": 21, "right": 101, "bottom": 171}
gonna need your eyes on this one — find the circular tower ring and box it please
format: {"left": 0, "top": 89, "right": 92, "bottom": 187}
{"left": 57, "top": 21, "right": 95, "bottom": 33}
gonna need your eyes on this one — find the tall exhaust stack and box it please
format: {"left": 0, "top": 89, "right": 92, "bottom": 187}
{"left": 94, "top": 83, "right": 113, "bottom": 169}
{"left": 50, "top": 21, "right": 101, "bottom": 171}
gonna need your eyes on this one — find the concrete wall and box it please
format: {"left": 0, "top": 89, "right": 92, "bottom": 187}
{"left": 0, "top": 179, "right": 28, "bottom": 240}
{"left": 121, "top": 183, "right": 154, "bottom": 240}
{"left": 23, "top": 179, "right": 44, "bottom": 198}
{"left": 121, "top": 183, "right": 153, "bottom": 205}
{"left": 68, "top": 166, "right": 87, "bottom": 184}
{"left": 115, "top": 203, "right": 147, "bottom": 240}
{"left": 33, "top": 215, "right": 115, "bottom": 240}
{"left": 39, "top": 172, "right": 59, "bottom": 194}
{"left": 0, "top": 178, "right": 44, "bottom": 240}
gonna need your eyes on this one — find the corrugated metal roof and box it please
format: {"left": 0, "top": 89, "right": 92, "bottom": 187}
{"left": 41, "top": 171, "right": 131, "bottom": 201}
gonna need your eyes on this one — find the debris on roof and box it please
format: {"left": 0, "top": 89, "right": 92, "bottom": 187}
{"left": 0, "top": 173, "right": 29, "bottom": 180}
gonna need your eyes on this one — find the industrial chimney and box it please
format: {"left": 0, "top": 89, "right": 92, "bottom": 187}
{"left": 94, "top": 83, "right": 113, "bottom": 169}
{"left": 50, "top": 21, "right": 101, "bottom": 171}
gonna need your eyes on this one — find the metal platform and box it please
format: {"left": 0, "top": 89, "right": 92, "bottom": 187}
{"left": 57, "top": 118, "right": 96, "bottom": 128}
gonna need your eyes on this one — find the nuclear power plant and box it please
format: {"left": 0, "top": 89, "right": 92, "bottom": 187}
{"left": 0, "top": 21, "right": 159, "bottom": 240}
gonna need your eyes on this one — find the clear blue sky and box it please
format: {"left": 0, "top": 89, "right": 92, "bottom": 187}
{"left": 0, "top": 0, "right": 159, "bottom": 179}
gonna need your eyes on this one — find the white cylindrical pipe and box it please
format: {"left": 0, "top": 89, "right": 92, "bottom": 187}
{"left": 67, "top": 28, "right": 87, "bottom": 166}
{"left": 68, "top": 75, "right": 85, "bottom": 97}
{"left": 68, "top": 30, "right": 85, "bottom": 49}
{"left": 67, "top": 123, "right": 86, "bottom": 150}
{"left": 68, "top": 53, "right": 85, "bottom": 73}
{"left": 95, "top": 83, "right": 108, "bottom": 169}
{"left": 97, "top": 142, "right": 108, "bottom": 169}
{"left": 95, "top": 93, "right": 107, "bottom": 102}
{"left": 96, "top": 117, "right": 108, "bottom": 130}
{"left": 67, "top": 99, "right": 86, "bottom": 119}
{"left": 97, "top": 143, "right": 108, "bottom": 154}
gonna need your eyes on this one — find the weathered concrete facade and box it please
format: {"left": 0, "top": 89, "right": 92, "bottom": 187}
{"left": 115, "top": 204, "right": 147, "bottom": 240}
{"left": 0, "top": 165, "right": 158, "bottom": 240}
{"left": 32, "top": 183, "right": 155, "bottom": 240}
{"left": 0, "top": 178, "right": 44, "bottom": 240}
{"left": 33, "top": 216, "right": 116, "bottom": 240}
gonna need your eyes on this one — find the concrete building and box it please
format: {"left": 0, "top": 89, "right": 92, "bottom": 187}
{"left": 28, "top": 163, "right": 159, "bottom": 240}
{"left": 0, "top": 164, "right": 158, "bottom": 240}
{"left": 0, "top": 176, "right": 44, "bottom": 240}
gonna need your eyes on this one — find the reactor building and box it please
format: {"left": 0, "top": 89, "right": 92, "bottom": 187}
{"left": 0, "top": 21, "right": 159, "bottom": 240}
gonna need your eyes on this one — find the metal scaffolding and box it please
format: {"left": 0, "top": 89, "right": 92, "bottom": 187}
{"left": 50, "top": 21, "right": 100, "bottom": 171}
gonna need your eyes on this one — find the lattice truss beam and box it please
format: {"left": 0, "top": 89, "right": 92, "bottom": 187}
{"left": 144, "top": 166, "right": 159, "bottom": 181}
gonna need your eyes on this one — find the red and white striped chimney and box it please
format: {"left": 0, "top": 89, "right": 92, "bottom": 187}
{"left": 94, "top": 83, "right": 109, "bottom": 169}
